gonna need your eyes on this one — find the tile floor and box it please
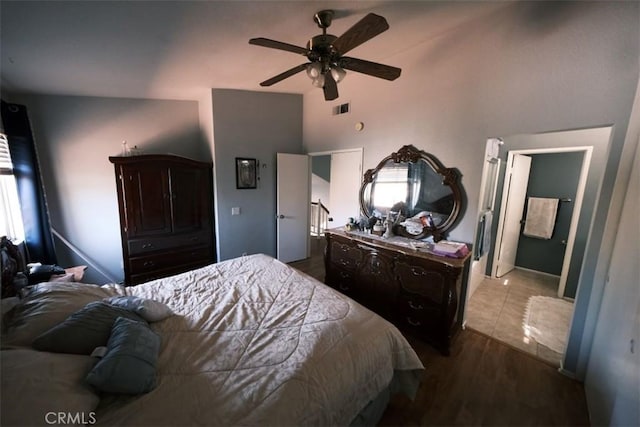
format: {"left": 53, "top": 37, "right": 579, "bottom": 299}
{"left": 465, "top": 268, "right": 572, "bottom": 367}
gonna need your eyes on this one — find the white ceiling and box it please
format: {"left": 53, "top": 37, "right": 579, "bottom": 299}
{"left": 0, "top": 1, "right": 504, "bottom": 101}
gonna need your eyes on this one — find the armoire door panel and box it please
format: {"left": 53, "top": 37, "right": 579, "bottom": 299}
{"left": 124, "top": 164, "right": 172, "bottom": 237}
{"left": 169, "top": 167, "right": 210, "bottom": 233}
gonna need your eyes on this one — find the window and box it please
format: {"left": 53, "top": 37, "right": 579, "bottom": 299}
{"left": 371, "top": 163, "right": 409, "bottom": 210}
{"left": 0, "top": 133, "right": 25, "bottom": 242}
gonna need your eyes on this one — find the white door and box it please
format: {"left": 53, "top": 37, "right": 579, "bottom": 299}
{"left": 276, "top": 153, "right": 310, "bottom": 263}
{"left": 328, "top": 150, "right": 363, "bottom": 228}
{"left": 495, "top": 154, "right": 532, "bottom": 277}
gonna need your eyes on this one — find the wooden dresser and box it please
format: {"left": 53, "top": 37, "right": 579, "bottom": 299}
{"left": 324, "top": 228, "right": 470, "bottom": 355}
{"left": 110, "top": 154, "right": 216, "bottom": 285}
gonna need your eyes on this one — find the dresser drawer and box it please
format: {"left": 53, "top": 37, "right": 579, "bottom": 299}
{"left": 395, "top": 260, "right": 447, "bottom": 304}
{"left": 326, "top": 267, "right": 358, "bottom": 298}
{"left": 128, "top": 231, "right": 211, "bottom": 256}
{"left": 328, "top": 239, "right": 363, "bottom": 271}
{"left": 397, "top": 293, "right": 442, "bottom": 322}
{"left": 129, "top": 245, "right": 212, "bottom": 275}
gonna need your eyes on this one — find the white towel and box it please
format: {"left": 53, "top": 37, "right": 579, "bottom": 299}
{"left": 523, "top": 197, "right": 559, "bottom": 239}
{"left": 482, "top": 211, "right": 493, "bottom": 253}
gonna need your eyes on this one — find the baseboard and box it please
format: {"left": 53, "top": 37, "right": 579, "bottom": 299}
{"left": 514, "top": 266, "right": 561, "bottom": 279}
{"left": 557, "top": 366, "right": 578, "bottom": 380}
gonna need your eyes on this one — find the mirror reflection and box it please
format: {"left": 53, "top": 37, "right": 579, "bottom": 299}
{"left": 362, "top": 159, "right": 455, "bottom": 226}
{"left": 359, "top": 145, "right": 462, "bottom": 240}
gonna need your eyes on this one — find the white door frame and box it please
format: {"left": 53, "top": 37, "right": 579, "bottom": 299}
{"left": 492, "top": 146, "right": 593, "bottom": 297}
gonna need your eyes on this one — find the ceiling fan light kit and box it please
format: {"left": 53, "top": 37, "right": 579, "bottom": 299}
{"left": 249, "top": 9, "right": 401, "bottom": 101}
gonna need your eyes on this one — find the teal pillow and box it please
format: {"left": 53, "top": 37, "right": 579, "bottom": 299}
{"left": 103, "top": 295, "right": 173, "bottom": 322}
{"left": 32, "top": 301, "right": 147, "bottom": 354}
{"left": 86, "top": 316, "right": 161, "bottom": 394}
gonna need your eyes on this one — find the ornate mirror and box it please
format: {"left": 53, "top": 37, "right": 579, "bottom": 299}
{"left": 359, "top": 145, "right": 463, "bottom": 241}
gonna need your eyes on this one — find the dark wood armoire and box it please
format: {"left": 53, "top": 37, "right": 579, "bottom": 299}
{"left": 109, "top": 154, "right": 216, "bottom": 285}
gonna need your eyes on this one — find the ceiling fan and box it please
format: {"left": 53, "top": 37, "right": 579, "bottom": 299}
{"left": 249, "top": 10, "right": 401, "bottom": 101}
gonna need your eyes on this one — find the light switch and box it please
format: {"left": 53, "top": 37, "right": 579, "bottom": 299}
{"left": 231, "top": 207, "right": 240, "bottom": 216}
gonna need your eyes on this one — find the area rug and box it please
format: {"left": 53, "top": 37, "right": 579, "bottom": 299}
{"left": 523, "top": 296, "right": 573, "bottom": 353}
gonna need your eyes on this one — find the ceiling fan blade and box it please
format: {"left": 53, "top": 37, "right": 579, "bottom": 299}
{"left": 340, "top": 57, "right": 401, "bottom": 81}
{"left": 323, "top": 72, "right": 339, "bottom": 101}
{"left": 332, "top": 13, "right": 389, "bottom": 55}
{"left": 249, "top": 37, "right": 309, "bottom": 55}
{"left": 259, "top": 63, "right": 309, "bottom": 86}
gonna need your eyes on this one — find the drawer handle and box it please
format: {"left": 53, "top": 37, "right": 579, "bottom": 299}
{"left": 408, "top": 301, "right": 424, "bottom": 310}
{"left": 339, "top": 284, "right": 350, "bottom": 291}
{"left": 142, "top": 243, "right": 154, "bottom": 249}
{"left": 143, "top": 261, "right": 155, "bottom": 267}
{"left": 190, "top": 236, "right": 200, "bottom": 242}
{"left": 406, "top": 317, "right": 422, "bottom": 327}
{"left": 339, "top": 271, "right": 350, "bottom": 278}
{"left": 411, "top": 267, "right": 424, "bottom": 276}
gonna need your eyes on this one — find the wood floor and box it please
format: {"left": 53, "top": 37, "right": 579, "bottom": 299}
{"left": 288, "top": 237, "right": 590, "bottom": 426}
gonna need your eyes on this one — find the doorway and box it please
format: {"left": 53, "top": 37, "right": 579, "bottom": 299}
{"left": 494, "top": 147, "right": 592, "bottom": 298}
{"left": 467, "top": 135, "right": 595, "bottom": 368}
{"left": 308, "top": 149, "right": 363, "bottom": 235}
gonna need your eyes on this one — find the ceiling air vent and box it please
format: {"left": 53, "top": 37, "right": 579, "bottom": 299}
{"left": 333, "top": 102, "right": 350, "bottom": 116}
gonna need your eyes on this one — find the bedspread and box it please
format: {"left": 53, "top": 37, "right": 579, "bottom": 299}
{"left": 95, "top": 254, "right": 424, "bottom": 426}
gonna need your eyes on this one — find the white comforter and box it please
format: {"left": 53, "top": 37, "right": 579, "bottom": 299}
{"left": 1, "top": 254, "right": 423, "bottom": 426}
{"left": 96, "top": 254, "right": 423, "bottom": 425}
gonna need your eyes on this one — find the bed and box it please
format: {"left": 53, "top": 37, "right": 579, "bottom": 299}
{"left": 1, "top": 254, "right": 424, "bottom": 426}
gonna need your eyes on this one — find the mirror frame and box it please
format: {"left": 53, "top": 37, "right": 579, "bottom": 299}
{"left": 359, "top": 144, "right": 463, "bottom": 241}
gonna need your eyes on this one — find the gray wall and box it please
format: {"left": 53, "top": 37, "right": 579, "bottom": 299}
{"left": 212, "top": 89, "right": 303, "bottom": 261}
{"left": 515, "top": 152, "right": 583, "bottom": 295}
{"left": 12, "top": 94, "right": 207, "bottom": 284}
{"left": 302, "top": 1, "right": 639, "bottom": 376}
{"left": 585, "top": 112, "right": 640, "bottom": 426}
{"left": 311, "top": 155, "right": 331, "bottom": 182}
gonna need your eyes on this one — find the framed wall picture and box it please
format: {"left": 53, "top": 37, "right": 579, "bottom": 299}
{"left": 235, "top": 157, "right": 257, "bottom": 189}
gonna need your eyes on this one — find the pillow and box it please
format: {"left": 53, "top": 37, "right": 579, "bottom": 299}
{"left": 0, "top": 348, "right": 99, "bottom": 426}
{"left": 27, "top": 264, "right": 66, "bottom": 285}
{"left": 32, "top": 301, "right": 147, "bottom": 355}
{"left": 3, "top": 282, "right": 123, "bottom": 347}
{"left": 86, "top": 316, "right": 161, "bottom": 394}
{"left": 104, "top": 295, "right": 174, "bottom": 322}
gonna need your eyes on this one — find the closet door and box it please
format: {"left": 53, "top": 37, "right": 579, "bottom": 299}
{"left": 122, "top": 163, "right": 172, "bottom": 238}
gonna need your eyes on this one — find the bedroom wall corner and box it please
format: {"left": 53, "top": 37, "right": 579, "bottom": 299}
{"left": 11, "top": 94, "right": 207, "bottom": 284}
{"left": 198, "top": 89, "right": 219, "bottom": 261}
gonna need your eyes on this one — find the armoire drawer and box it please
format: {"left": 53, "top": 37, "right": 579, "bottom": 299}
{"left": 129, "top": 245, "right": 212, "bottom": 275}
{"left": 128, "top": 231, "right": 211, "bottom": 256}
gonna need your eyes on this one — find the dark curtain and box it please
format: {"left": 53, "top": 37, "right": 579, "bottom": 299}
{"left": 1, "top": 100, "right": 57, "bottom": 264}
